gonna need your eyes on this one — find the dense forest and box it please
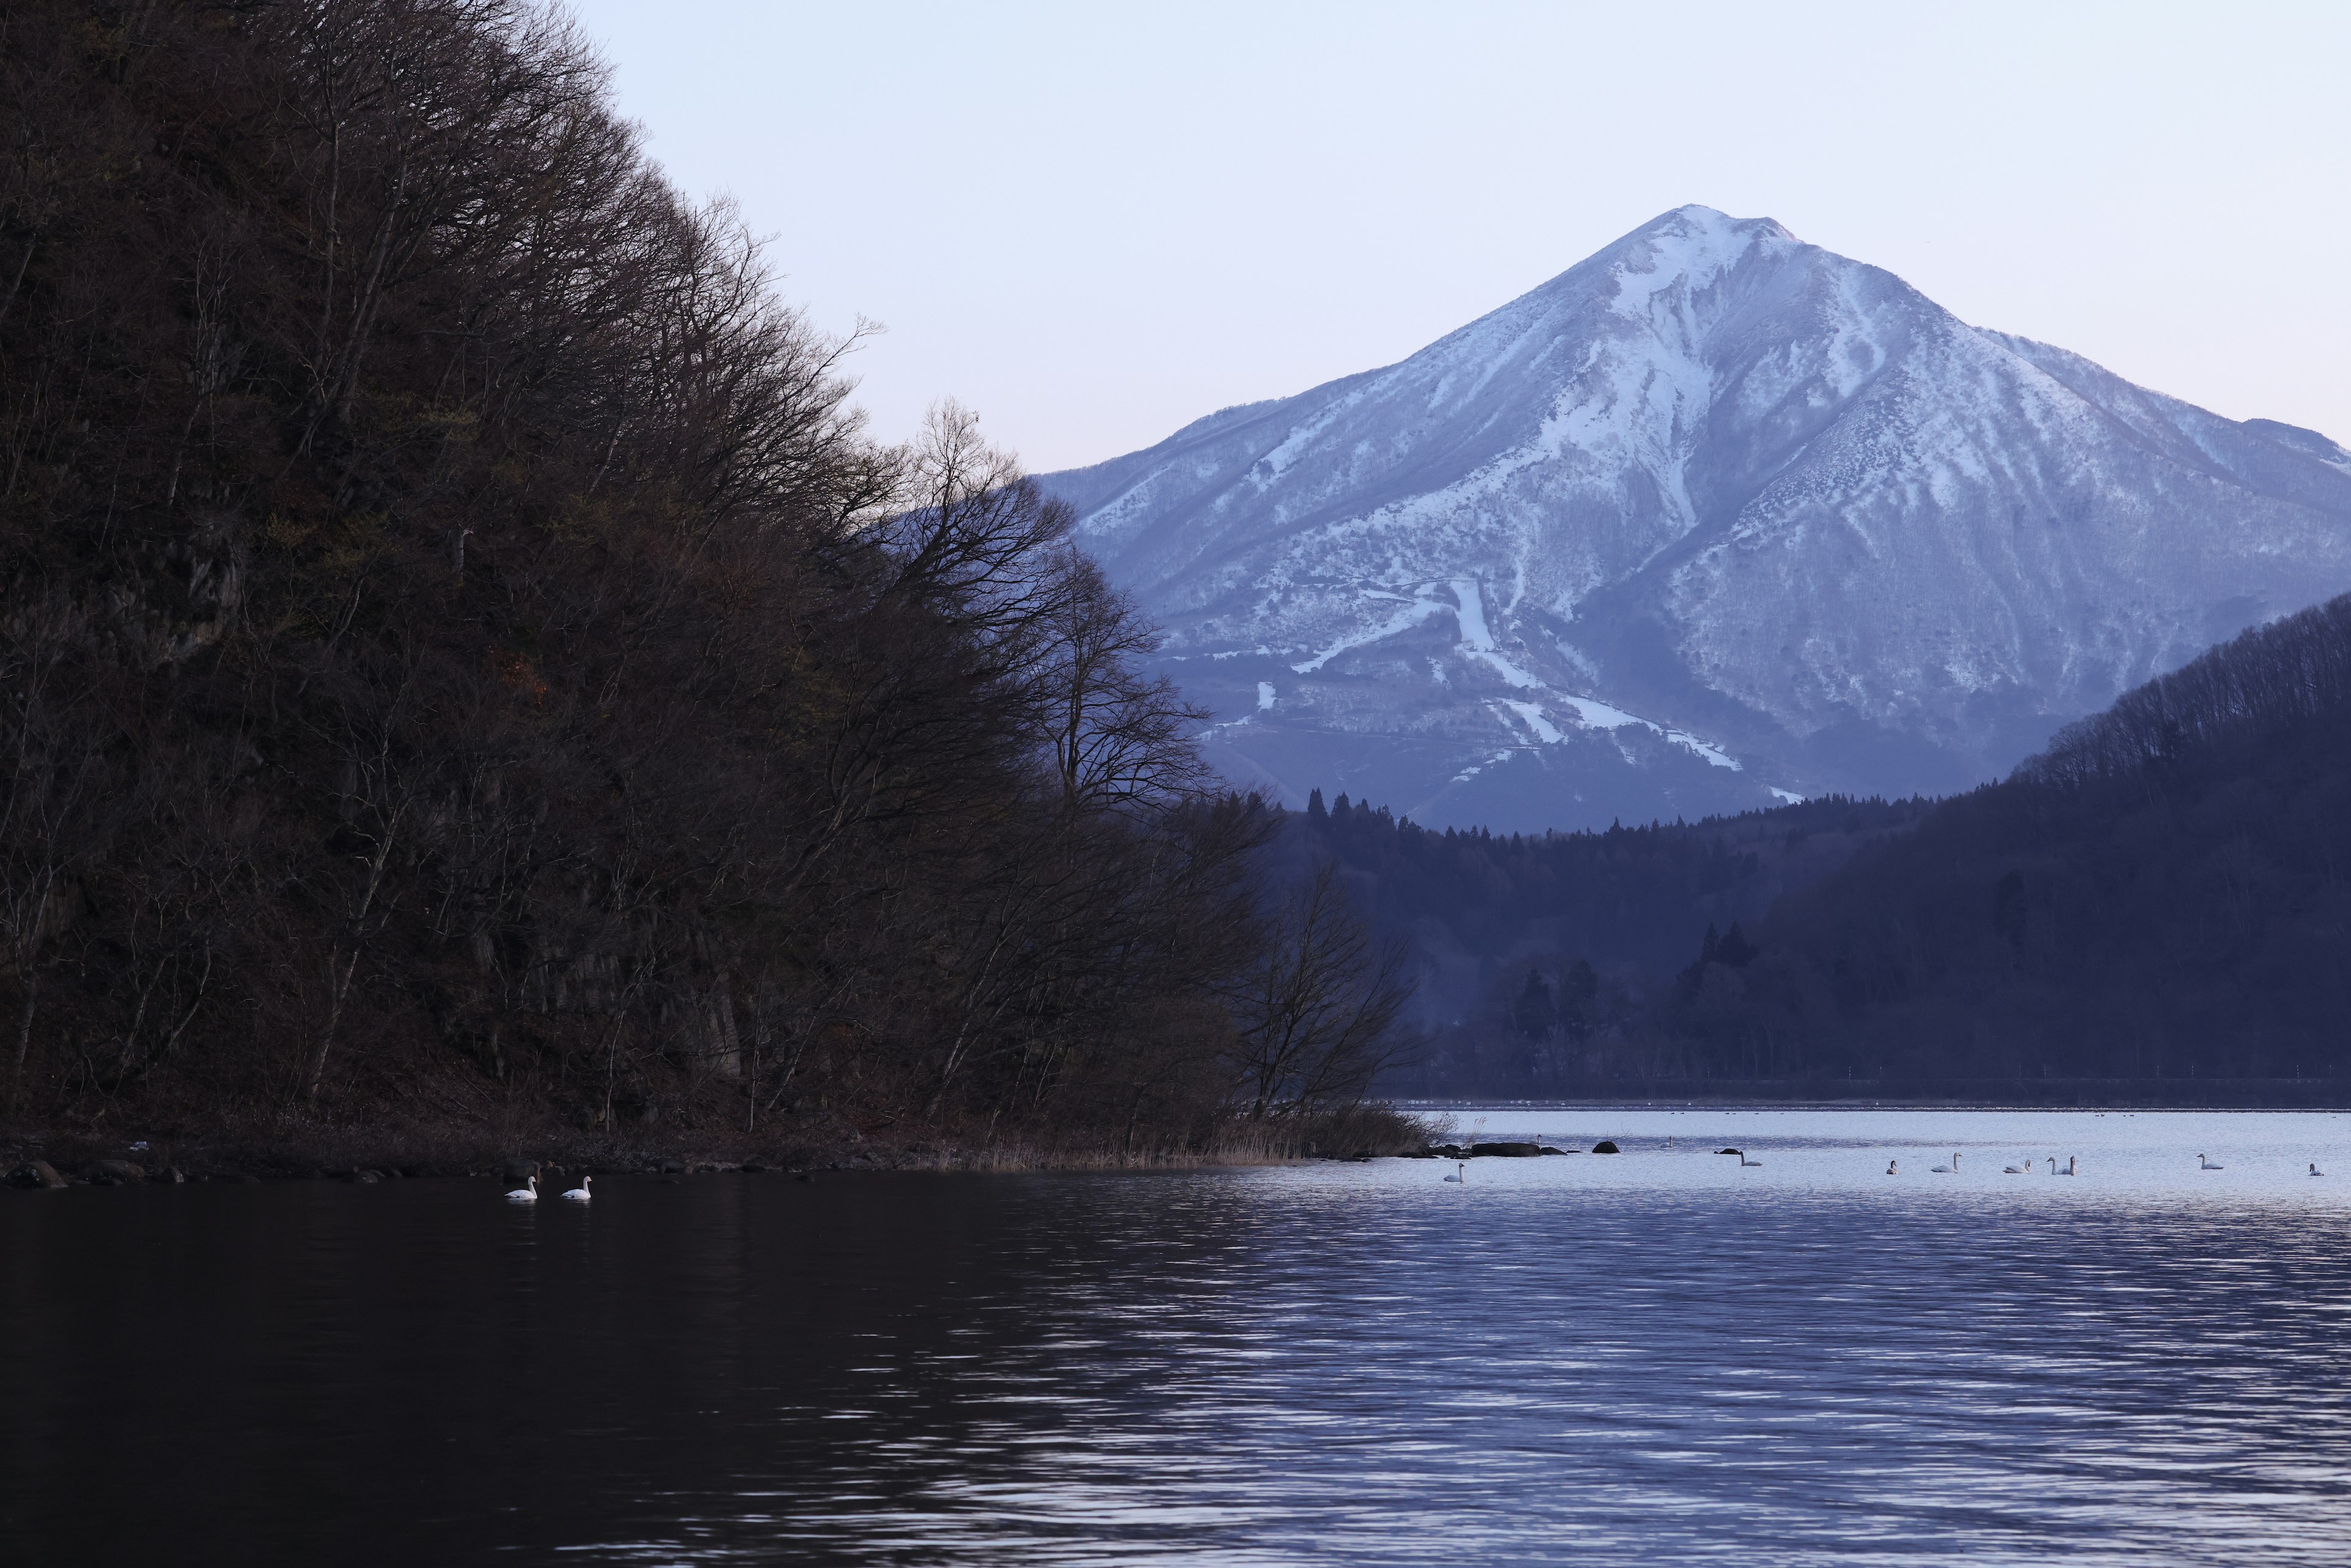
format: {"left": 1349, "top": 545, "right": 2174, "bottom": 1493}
{"left": 1344, "top": 597, "right": 2351, "bottom": 1105}
{"left": 0, "top": 0, "right": 1412, "bottom": 1166}
{"left": 1278, "top": 792, "right": 1933, "bottom": 1096}
{"left": 1345, "top": 596, "right": 2351, "bottom": 1105}
{"left": 1643, "top": 593, "right": 2351, "bottom": 1104}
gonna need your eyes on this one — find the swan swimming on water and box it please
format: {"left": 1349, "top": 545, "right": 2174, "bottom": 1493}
{"left": 1930, "top": 1152, "right": 1960, "bottom": 1174}
{"left": 1886, "top": 1160, "right": 1898, "bottom": 1175}
{"left": 504, "top": 1173, "right": 538, "bottom": 1202}
{"left": 2199, "top": 1153, "right": 2225, "bottom": 1170}
{"left": 1442, "top": 1163, "right": 1466, "bottom": 1184}
{"left": 2045, "top": 1156, "right": 2076, "bottom": 1176}
{"left": 560, "top": 1174, "right": 591, "bottom": 1202}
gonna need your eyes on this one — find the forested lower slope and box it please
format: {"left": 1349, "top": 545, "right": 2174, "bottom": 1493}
{"left": 1651, "top": 594, "right": 2351, "bottom": 1101}
{"left": 0, "top": 1, "right": 1406, "bottom": 1160}
{"left": 1272, "top": 791, "right": 1930, "bottom": 1094}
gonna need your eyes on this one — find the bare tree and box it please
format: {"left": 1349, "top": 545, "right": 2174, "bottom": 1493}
{"left": 0, "top": 0, "right": 1367, "bottom": 1156}
{"left": 1230, "top": 860, "right": 1414, "bottom": 1119}
{"left": 0, "top": 605, "right": 111, "bottom": 1103}
{"left": 1024, "top": 551, "right": 1209, "bottom": 816}
{"left": 287, "top": 670, "right": 421, "bottom": 1102}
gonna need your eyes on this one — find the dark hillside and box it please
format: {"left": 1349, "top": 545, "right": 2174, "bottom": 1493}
{"left": 1649, "top": 593, "right": 2351, "bottom": 1103}
{"left": 1277, "top": 792, "right": 1933, "bottom": 1095}
{"left": 0, "top": 1, "right": 1411, "bottom": 1168}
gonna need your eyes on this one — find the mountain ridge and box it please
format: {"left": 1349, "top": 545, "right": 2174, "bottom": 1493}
{"left": 1040, "top": 206, "right": 2351, "bottom": 830}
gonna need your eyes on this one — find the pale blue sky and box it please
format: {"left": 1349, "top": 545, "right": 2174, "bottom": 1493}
{"left": 568, "top": 0, "right": 2350, "bottom": 473}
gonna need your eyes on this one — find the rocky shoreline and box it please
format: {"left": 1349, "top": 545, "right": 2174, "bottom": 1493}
{"left": 1414, "top": 1139, "right": 1621, "bottom": 1158}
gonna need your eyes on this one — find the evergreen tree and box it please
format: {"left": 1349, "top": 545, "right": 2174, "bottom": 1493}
{"left": 1512, "top": 971, "right": 1556, "bottom": 1042}
{"left": 1992, "top": 871, "right": 2027, "bottom": 952}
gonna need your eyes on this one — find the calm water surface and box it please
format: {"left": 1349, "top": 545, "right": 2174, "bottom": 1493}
{"left": 5, "top": 1109, "right": 2350, "bottom": 1564}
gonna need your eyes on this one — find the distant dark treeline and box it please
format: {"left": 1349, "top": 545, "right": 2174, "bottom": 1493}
{"left": 1649, "top": 593, "right": 2351, "bottom": 1102}
{"left": 1275, "top": 792, "right": 1933, "bottom": 1095}
{"left": 1306, "top": 595, "right": 2351, "bottom": 1106}
{"left": 0, "top": 1, "right": 1407, "bottom": 1155}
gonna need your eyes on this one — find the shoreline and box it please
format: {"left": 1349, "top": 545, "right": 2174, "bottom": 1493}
{"left": 1, "top": 1097, "right": 1439, "bottom": 1188}
{"left": 14, "top": 1101, "right": 2339, "bottom": 1189}
{"left": 1397, "top": 1099, "right": 2351, "bottom": 1114}
{"left": 0, "top": 1119, "right": 1411, "bottom": 1189}
{"left": 0, "top": 1141, "right": 1323, "bottom": 1187}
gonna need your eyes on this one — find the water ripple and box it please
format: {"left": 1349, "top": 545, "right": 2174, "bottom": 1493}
{"left": 4, "top": 1110, "right": 2349, "bottom": 1564}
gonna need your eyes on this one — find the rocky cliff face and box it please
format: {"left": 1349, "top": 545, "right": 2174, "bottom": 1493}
{"left": 1041, "top": 206, "right": 2351, "bottom": 829}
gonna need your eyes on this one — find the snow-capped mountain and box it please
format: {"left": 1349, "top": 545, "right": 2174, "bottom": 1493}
{"left": 1040, "top": 206, "right": 2351, "bottom": 830}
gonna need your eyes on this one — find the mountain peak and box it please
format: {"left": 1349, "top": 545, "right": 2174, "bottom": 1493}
{"left": 1622, "top": 204, "right": 1797, "bottom": 270}
{"left": 1646, "top": 202, "right": 1788, "bottom": 242}
{"left": 1040, "top": 220, "right": 2351, "bottom": 832}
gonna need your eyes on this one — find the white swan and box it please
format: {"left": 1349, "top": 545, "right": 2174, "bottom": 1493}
{"left": 1930, "top": 1152, "right": 1959, "bottom": 1173}
{"left": 2057, "top": 1156, "right": 2076, "bottom": 1176}
{"left": 2199, "top": 1153, "right": 2224, "bottom": 1171}
{"left": 504, "top": 1173, "right": 538, "bottom": 1202}
{"left": 1442, "top": 1163, "right": 1465, "bottom": 1184}
{"left": 1738, "top": 1150, "right": 1762, "bottom": 1167}
{"left": 1886, "top": 1160, "right": 1899, "bottom": 1175}
{"left": 560, "top": 1174, "right": 591, "bottom": 1202}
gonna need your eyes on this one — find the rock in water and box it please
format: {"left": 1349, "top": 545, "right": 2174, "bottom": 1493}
{"left": 6, "top": 1160, "right": 69, "bottom": 1188}
{"left": 1591, "top": 1141, "right": 1622, "bottom": 1155}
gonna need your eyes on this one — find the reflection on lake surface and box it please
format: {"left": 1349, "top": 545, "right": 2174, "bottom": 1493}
{"left": 6, "top": 1109, "right": 2350, "bottom": 1564}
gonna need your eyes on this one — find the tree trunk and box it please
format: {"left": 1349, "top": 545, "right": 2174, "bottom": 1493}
{"left": 306, "top": 943, "right": 362, "bottom": 1102}
{"left": 12, "top": 973, "right": 36, "bottom": 1099}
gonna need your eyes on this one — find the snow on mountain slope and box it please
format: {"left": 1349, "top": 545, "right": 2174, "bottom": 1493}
{"left": 1040, "top": 206, "right": 2351, "bottom": 830}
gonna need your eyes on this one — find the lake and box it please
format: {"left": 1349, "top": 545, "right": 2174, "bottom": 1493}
{"left": 5, "top": 1109, "right": 2349, "bottom": 1564}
